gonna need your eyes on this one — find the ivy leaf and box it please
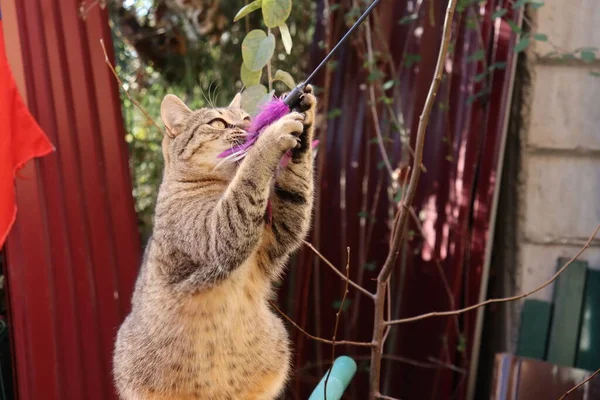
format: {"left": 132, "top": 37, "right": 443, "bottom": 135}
{"left": 491, "top": 8, "right": 507, "bottom": 19}
{"left": 241, "top": 84, "right": 268, "bottom": 115}
{"left": 242, "top": 30, "right": 276, "bottom": 71}
{"left": 262, "top": 0, "right": 292, "bottom": 28}
{"left": 234, "top": 0, "right": 263, "bottom": 22}
{"left": 514, "top": 36, "right": 530, "bottom": 53}
{"left": 581, "top": 50, "right": 596, "bottom": 62}
{"left": 241, "top": 64, "right": 262, "bottom": 87}
{"left": 273, "top": 69, "right": 295, "bottom": 89}
{"left": 467, "top": 49, "right": 485, "bottom": 62}
{"left": 279, "top": 23, "right": 293, "bottom": 54}
{"left": 533, "top": 33, "right": 548, "bottom": 41}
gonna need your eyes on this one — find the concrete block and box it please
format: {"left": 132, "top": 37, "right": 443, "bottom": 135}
{"left": 529, "top": 66, "right": 600, "bottom": 151}
{"left": 520, "top": 243, "right": 600, "bottom": 302}
{"left": 523, "top": 155, "right": 600, "bottom": 241}
{"left": 533, "top": 0, "right": 600, "bottom": 55}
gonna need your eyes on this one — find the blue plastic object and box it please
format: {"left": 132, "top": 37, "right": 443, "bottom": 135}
{"left": 308, "top": 356, "right": 357, "bottom": 400}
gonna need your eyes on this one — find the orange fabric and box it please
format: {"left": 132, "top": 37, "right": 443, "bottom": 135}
{"left": 0, "top": 19, "right": 54, "bottom": 247}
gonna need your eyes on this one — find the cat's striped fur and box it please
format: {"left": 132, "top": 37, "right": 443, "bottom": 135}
{"left": 113, "top": 87, "right": 317, "bottom": 399}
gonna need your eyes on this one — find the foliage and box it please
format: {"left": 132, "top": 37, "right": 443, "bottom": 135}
{"left": 233, "top": 0, "right": 301, "bottom": 114}
{"left": 108, "top": 0, "right": 316, "bottom": 241}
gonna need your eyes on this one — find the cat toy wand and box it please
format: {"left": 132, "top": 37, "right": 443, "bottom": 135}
{"left": 218, "top": 0, "right": 382, "bottom": 163}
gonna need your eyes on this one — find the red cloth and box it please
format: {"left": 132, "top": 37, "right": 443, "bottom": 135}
{"left": 0, "top": 18, "right": 54, "bottom": 247}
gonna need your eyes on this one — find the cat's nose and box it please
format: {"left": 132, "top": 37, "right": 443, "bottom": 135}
{"left": 238, "top": 120, "right": 251, "bottom": 131}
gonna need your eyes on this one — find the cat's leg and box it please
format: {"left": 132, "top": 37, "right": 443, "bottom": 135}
{"left": 152, "top": 113, "right": 305, "bottom": 289}
{"left": 260, "top": 87, "right": 316, "bottom": 269}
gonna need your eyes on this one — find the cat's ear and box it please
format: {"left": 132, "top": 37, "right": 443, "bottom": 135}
{"left": 229, "top": 93, "right": 242, "bottom": 109}
{"left": 161, "top": 94, "right": 191, "bottom": 138}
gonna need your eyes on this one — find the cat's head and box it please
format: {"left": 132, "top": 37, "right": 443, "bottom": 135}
{"left": 159, "top": 93, "right": 250, "bottom": 176}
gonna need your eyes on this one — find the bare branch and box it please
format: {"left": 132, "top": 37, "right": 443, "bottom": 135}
{"left": 269, "top": 300, "right": 374, "bottom": 348}
{"left": 303, "top": 241, "right": 375, "bottom": 299}
{"left": 369, "top": 1, "right": 459, "bottom": 397}
{"left": 375, "top": 394, "right": 400, "bottom": 400}
{"left": 324, "top": 247, "right": 351, "bottom": 399}
{"left": 386, "top": 224, "right": 600, "bottom": 326}
{"left": 100, "top": 39, "right": 171, "bottom": 137}
{"left": 558, "top": 367, "right": 600, "bottom": 400}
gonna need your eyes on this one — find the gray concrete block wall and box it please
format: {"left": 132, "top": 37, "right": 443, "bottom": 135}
{"left": 516, "top": 2, "right": 600, "bottom": 305}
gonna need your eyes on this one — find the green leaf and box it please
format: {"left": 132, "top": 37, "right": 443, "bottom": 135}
{"left": 491, "top": 8, "right": 507, "bottom": 19}
{"left": 241, "top": 84, "right": 268, "bottom": 115}
{"left": 512, "top": 0, "right": 528, "bottom": 8}
{"left": 234, "top": 0, "right": 263, "bottom": 22}
{"left": 363, "top": 262, "right": 377, "bottom": 272}
{"left": 589, "top": 71, "right": 600, "bottom": 77}
{"left": 507, "top": 20, "right": 521, "bottom": 33}
{"left": 279, "top": 23, "right": 293, "bottom": 54}
{"left": 514, "top": 36, "right": 530, "bottom": 53}
{"left": 368, "top": 69, "right": 384, "bottom": 82}
{"left": 398, "top": 13, "right": 418, "bottom": 25}
{"left": 328, "top": 108, "right": 342, "bottom": 119}
{"left": 393, "top": 189, "right": 403, "bottom": 203}
{"left": 262, "top": 0, "right": 292, "bottom": 28}
{"left": 357, "top": 211, "right": 369, "bottom": 219}
{"left": 242, "top": 30, "right": 276, "bottom": 71}
{"left": 467, "top": 49, "right": 485, "bottom": 62}
{"left": 474, "top": 72, "right": 487, "bottom": 82}
{"left": 457, "top": 333, "right": 467, "bottom": 353}
{"left": 403, "top": 53, "right": 422, "bottom": 67}
{"left": 529, "top": 1, "right": 544, "bottom": 9}
{"left": 273, "top": 69, "right": 295, "bottom": 89}
{"left": 489, "top": 61, "right": 507, "bottom": 70}
{"left": 382, "top": 80, "right": 396, "bottom": 91}
{"left": 241, "top": 64, "right": 262, "bottom": 87}
{"left": 376, "top": 160, "right": 387, "bottom": 170}
{"left": 581, "top": 50, "right": 596, "bottom": 62}
{"left": 332, "top": 299, "right": 352, "bottom": 312}
{"left": 533, "top": 33, "right": 548, "bottom": 41}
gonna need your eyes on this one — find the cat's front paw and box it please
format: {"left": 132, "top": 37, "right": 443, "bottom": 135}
{"left": 297, "top": 85, "right": 317, "bottom": 127}
{"left": 267, "top": 112, "right": 305, "bottom": 152}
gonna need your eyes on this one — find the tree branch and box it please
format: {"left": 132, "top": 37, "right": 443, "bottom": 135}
{"left": 303, "top": 241, "right": 375, "bottom": 299}
{"left": 558, "top": 367, "right": 600, "bottom": 400}
{"left": 323, "top": 247, "right": 351, "bottom": 399}
{"left": 369, "top": 1, "right": 459, "bottom": 398}
{"left": 269, "top": 300, "right": 374, "bottom": 348}
{"left": 386, "top": 224, "right": 600, "bottom": 325}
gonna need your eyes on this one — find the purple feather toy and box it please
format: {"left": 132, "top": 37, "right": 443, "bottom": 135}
{"left": 216, "top": 0, "right": 380, "bottom": 167}
{"left": 216, "top": 96, "right": 319, "bottom": 168}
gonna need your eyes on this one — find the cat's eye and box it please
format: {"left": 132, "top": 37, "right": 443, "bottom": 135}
{"left": 208, "top": 119, "right": 227, "bottom": 129}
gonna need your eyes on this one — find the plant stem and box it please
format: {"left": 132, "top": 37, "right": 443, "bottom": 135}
{"left": 368, "top": 0, "right": 459, "bottom": 398}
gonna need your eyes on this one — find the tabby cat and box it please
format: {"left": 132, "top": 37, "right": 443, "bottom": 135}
{"left": 113, "top": 86, "right": 317, "bottom": 400}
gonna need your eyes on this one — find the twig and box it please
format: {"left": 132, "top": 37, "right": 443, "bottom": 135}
{"left": 368, "top": 1, "right": 459, "bottom": 398}
{"left": 324, "top": 247, "right": 351, "bottom": 400}
{"left": 303, "top": 241, "right": 375, "bottom": 299}
{"left": 99, "top": 40, "right": 171, "bottom": 137}
{"left": 269, "top": 300, "right": 373, "bottom": 348}
{"left": 558, "top": 367, "right": 600, "bottom": 400}
{"left": 363, "top": 19, "right": 395, "bottom": 179}
{"left": 386, "top": 224, "right": 600, "bottom": 325}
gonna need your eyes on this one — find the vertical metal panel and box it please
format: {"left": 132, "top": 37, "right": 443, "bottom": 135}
{"left": 5, "top": 1, "right": 141, "bottom": 399}
{"left": 285, "top": 1, "right": 520, "bottom": 399}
